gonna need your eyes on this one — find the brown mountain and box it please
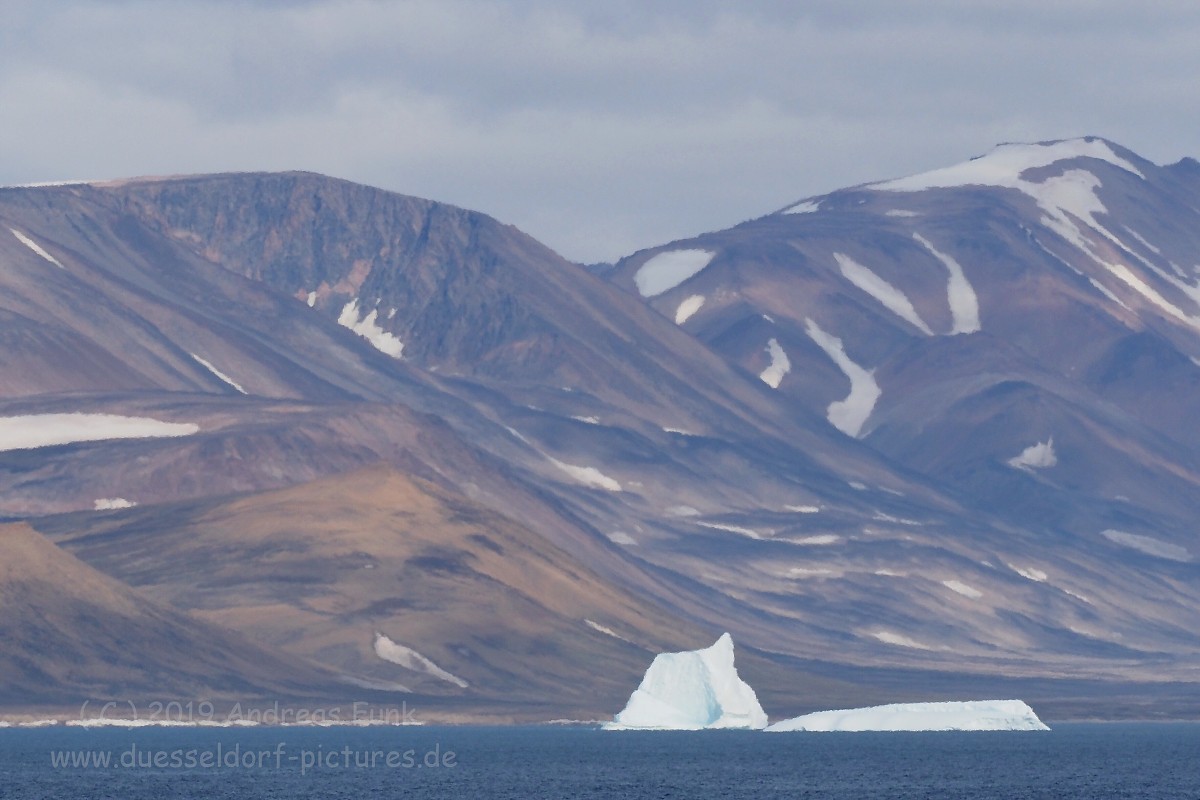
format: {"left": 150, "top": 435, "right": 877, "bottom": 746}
{"left": 0, "top": 522, "right": 334, "bottom": 708}
{"left": 2, "top": 149, "right": 1200, "bottom": 720}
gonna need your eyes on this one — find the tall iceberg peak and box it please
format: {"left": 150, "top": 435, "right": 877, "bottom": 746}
{"left": 604, "top": 633, "right": 768, "bottom": 730}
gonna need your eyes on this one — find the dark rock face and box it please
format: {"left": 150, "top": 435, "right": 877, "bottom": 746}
{"left": 2, "top": 143, "right": 1200, "bottom": 719}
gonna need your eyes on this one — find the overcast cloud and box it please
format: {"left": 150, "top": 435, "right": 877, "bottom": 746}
{"left": 2, "top": 1, "right": 1199, "bottom": 263}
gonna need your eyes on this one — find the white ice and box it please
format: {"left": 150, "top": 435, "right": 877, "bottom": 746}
{"left": 338, "top": 300, "right": 405, "bottom": 358}
{"left": 94, "top": 498, "right": 136, "bottom": 510}
{"left": 605, "top": 633, "right": 768, "bottom": 730}
{"left": 834, "top": 253, "right": 932, "bottom": 335}
{"left": 607, "top": 531, "right": 638, "bottom": 546}
{"left": 765, "top": 700, "right": 1049, "bottom": 732}
{"left": 804, "top": 318, "right": 881, "bottom": 438}
{"left": 0, "top": 413, "right": 199, "bottom": 453}
{"left": 306, "top": 291, "right": 317, "bottom": 307}
{"left": 912, "top": 234, "right": 981, "bottom": 334}
{"left": 785, "top": 505, "right": 821, "bottom": 514}
{"left": 373, "top": 633, "right": 469, "bottom": 688}
{"left": 759, "top": 338, "right": 791, "bottom": 388}
{"left": 549, "top": 457, "right": 622, "bottom": 492}
{"left": 1101, "top": 530, "right": 1191, "bottom": 562}
{"left": 191, "top": 354, "right": 247, "bottom": 394}
{"left": 10, "top": 228, "right": 65, "bottom": 268}
{"left": 675, "top": 294, "right": 706, "bottom": 324}
{"left": 634, "top": 249, "right": 715, "bottom": 297}
{"left": 1007, "top": 438, "right": 1057, "bottom": 471}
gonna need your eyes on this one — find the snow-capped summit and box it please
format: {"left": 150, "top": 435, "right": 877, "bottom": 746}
{"left": 603, "top": 137, "right": 1200, "bottom": 708}
{"left": 871, "top": 137, "right": 1145, "bottom": 192}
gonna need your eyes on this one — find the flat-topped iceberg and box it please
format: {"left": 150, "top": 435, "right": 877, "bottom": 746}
{"left": 765, "top": 700, "right": 1049, "bottom": 732}
{"left": 605, "top": 633, "right": 768, "bottom": 730}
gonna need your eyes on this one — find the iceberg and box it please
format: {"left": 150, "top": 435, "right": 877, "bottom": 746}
{"left": 604, "top": 633, "right": 768, "bottom": 730}
{"left": 765, "top": 700, "right": 1049, "bottom": 732}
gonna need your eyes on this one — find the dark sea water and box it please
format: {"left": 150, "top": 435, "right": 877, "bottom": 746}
{"left": 1, "top": 723, "right": 1198, "bottom": 799}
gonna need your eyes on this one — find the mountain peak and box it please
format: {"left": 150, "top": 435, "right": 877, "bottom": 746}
{"left": 871, "top": 136, "right": 1146, "bottom": 193}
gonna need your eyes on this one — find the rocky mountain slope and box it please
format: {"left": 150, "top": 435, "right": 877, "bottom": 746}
{"left": 2, "top": 143, "right": 1199, "bottom": 719}
{"left": 605, "top": 136, "right": 1200, "bottom": 688}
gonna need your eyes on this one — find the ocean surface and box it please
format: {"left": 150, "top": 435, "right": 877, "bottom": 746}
{"left": 1, "top": 723, "right": 1198, "bottom": 798}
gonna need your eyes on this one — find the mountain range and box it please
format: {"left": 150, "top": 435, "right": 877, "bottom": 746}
{"left": 2, "top": 137, "right": 1199, "bottom": 721}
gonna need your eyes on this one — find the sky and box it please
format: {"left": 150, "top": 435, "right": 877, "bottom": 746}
{"left": 2, "top": 1, "right": 1199, "bottom": 264}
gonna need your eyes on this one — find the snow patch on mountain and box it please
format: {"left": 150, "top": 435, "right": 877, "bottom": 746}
{"left": 783, "top": 199, "right": 821, "bottom": 214}
{"left": 834, "top": 253, "right": 932, "bottom": 335}
{"left": 1101, "top": 261, "right": 1196, "bottom": 325}
{"left": 942, "top": 580, "right": 983, "bottom": 599}
{"left": 662, "top": 426, "right": 699, "bottom": 436}
{"left": 804, "top": 319, "right": 881, "bottom": 437}
{"left": 873, "top": 139, "right": 1143, "bottom": 192}
{"left": 373, "top": 633, "right": 469, "bottom": 688}
{"left": 667, "top": 505, "right": 701, "bottom": 517}
{"left": 191, "top": 354, "right": 247, "bottom": 394}
{"left": 10, "top": 228, "right": 64, "bottom": 268}
{"left": 1124, "top": 227, "right": 1162, "bottom": 255}
{"left": 872, "top": 141, "right": 1200, "bottom": 327}
{"left": 759, "top": 338, "right": 791, "bottom": 388}
{"left": 94, "top": 498, "right": 136, "bottom": 510}
{"left": 1088, "top": 277, "right": 1130, "bottom": 308}
{"left": 605, "top": 634, "right": 768, "bottom": 730}
{"left": 675, "top": 294, "right": 705, "bottom": 324}
{"left": 585, "top": 619, "right": 632, "bottom": 643}
{"left": 787, "top": 566, "right": 839, "bottom": 578}
{"left": 1101, "top": 530, "right": 1191, "bottom": 562}
{"left": 634, "top": 249, "right": 715, "bottom": 297}
{"left": 0, "top": 413, "right": 200, "bottom": 453}
{"left": 1008, "top": 563, "right": 1048, "bottom": 582}
{"left": 697, "top": 521, "right": 764, "bottom": 540}
{"left": 913, "top": 234, "right": 981, "bottom": 334}
{"left": 549, "top": 458, "right": 622, "bottom": 492}
{"left": 791, "top": 534, "right": 840, "bottom": 545}
{"left": 338, "top": 300, "right": 405, "bottom": 358}
{"left": 766, "top": 700, "right": 1049, "bottom": 732}
{"left": 1007, "top": 438, "right": 1057, "bottom": 471}
{"left": 871, "top": 631, "right": 934, "bottom": 650}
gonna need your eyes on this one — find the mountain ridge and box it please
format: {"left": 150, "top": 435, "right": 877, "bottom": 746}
{"left": 3, "top": 138, "right": 1200, "bottom": 718}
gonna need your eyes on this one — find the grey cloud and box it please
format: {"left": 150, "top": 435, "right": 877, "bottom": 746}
{"left": 2, "top": 1, "right": 1200, "bottom": 262}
